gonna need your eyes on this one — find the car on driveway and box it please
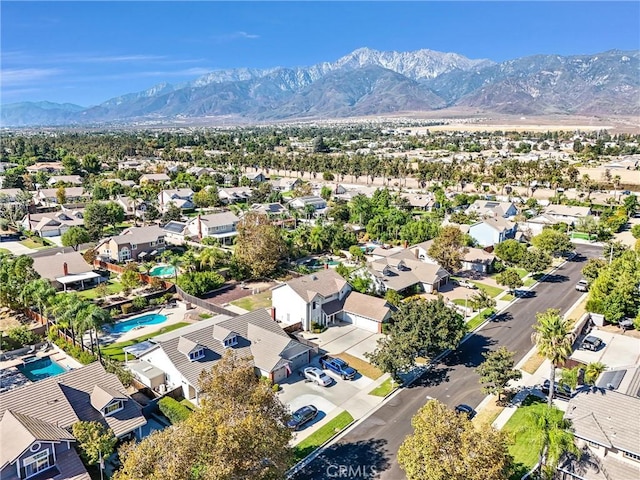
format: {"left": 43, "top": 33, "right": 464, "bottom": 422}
{"left": 304, "top": 367, "right": 333, "bottom": 386}
{"left": 541, "top": 380, "right": 573, "bottom": 400}
{"left": 454, "top": 404, "right": 476, "bottom": 419}
{"left": 575, "top": 279, "right": 589, "bottom": 292}
{"left": 580, "top": 335, "right": 604, "bottom": 351}
{"left": 320, "top": 355, "right": 357, "bottom": 380}
{"left": 458, "top": 280, "right": 478, "bottom": 289}
{"left": 287, "top": 405, "right": 318, "bottom": 430}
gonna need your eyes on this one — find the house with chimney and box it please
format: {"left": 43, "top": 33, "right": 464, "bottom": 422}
{"left": 133, "top": 310, "right": 313, "bottom": 403}
{"left": 271, "top": 269, "right": 393, "bottom": 333}
{"left": 184, "top": 212, "right": 239, "bottom": 244}
{"left": 94, "top": 225, "right": 166, "bottom": 263}
{"left": 32, "top": 251, "right": 104, "bottom": 292}
{"left": 158, "top": 188, "right": 195, "bottom": 212}
{"left": 0, "top": 362, "right": 147, "bottom": 480}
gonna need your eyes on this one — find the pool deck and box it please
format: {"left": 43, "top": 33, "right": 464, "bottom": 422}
{"left": 100, "top": 304, "right": 189, "bottom": 344}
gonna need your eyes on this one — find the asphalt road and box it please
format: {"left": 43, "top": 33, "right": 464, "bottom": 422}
{"left": 294, "top": 244, "right": 602, "bottom": 480}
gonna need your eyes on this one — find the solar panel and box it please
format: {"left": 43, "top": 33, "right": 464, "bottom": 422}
{"left": 597, "top": 370, "right": 626, "bottom": 390}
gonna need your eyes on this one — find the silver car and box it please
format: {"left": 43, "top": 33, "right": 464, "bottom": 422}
{"left": 304, "top": 367, "right": 332, "bottom": 386}
{"left": 575, "top": 279, "right": 589, "bottom": 292}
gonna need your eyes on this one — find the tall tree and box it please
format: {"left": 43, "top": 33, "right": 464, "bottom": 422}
{"left": 531, "top": 229, "right": 573, "bottom": 257}
{"left": 72, "top": 421, "right": 117, "bottom": 466}
{"left": 398, "top": 399, "right": 512, "bottom": 480}
{"left": 114, "top": 352, "right": 292, "bottom": 480}
{"left": 532, "top": 309, "right": 573, "bottom": 407}
{"left": 476, "top": 347, "right": 522, "bottom": 403}
{"left": 366, "top": 297, "right": 466, "bottom": 381}
{"left": 61, "top": 226, "right": 91, "bottom": 251}
{"left": 427, "top": 226, "right": 468, "bottom": 273}
{"left": 234, "top": 212, "right": 287, "bottom": 278}
{"left": 495, "top": 269, "right": 524, "bottom": 293}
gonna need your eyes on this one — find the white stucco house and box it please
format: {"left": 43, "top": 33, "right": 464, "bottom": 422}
{"left": 468, "top": 217, "right": 517, "bottom": 248}
{"left": 271, "top": 269, "right": 393, "bottom": 333}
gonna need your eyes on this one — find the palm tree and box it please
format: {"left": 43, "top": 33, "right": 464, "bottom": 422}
{"left": 143, "top": 261, "right": 156, "bottom": 276}
{"left": 532, "top": 309, "right": 574, "bottom": 407}
{"left": 51, "top": 294, "right": 84, "bottom": 346}
{"left": 180, "top": 251, "right": 198, "bottom": 272}
{"left": 584, "top": 361, "right": 607, "bottom": 385}
{"left": 168, "top": 255, "right": 182, "bottom": 284}
{"left": 21, "top": 279, "right": 57, "bottom": 332}
{"left": 80, "top": 304, "right": 112, "bottom": 360}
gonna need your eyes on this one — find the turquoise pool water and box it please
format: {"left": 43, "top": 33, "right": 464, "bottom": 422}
{"left": 109, "top": 313, "right": 168, "bottom": 334}
{"left": 150, "top": 265, "right": 176, "bottom": 277}
{"left": 18, "top": 357, "right": 67, "bottom": 381}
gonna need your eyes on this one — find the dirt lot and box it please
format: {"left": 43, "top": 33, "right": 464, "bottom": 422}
{"left": 203, "top": 280, "right": 275, "bottom": 306}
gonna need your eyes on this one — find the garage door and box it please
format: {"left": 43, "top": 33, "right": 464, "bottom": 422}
{"left": 342, "top": 312, "right": 379, "bottom": 333}
{"left": 272, "top": 366, "right": 288, "bottom": 383}
{"left": 288, "top": 350, "right": 310, "bottom": 371}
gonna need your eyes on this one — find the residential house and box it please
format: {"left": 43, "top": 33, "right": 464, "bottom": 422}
{"left": 366, "top": 249, "right": 450, "bottom": 295}
{"left": 32, "top": 251, "right": 104, "bottom": 291}
{"left": 270, "top": 178, "right": 301, "bottom": 192}
{"left": 0, "top": 188, "right": 24, "bottom": 203}
{"left": 288, "top": 196, "right": 327, "bottom": 212}
{"left": 249, "top": 203, "right": 287, "bottom": 217}
{"left": 162, "top": 221, "right": 189, "bottom": 243}
{"left": 242, "top": 172, "right": 266, "bottom": 183}
{"left": 134, "top": 310, "right": 313, "bottom": 403}
{"left": 218, "top": 187, "right": 252, "bottom": 204}
{"left": 520, "top": 213, "right": 561, "bottom": 237}
{"left": 158, "top": 188, "right": 194, "bottom": 212}
{"left": 543, "top": 205, "right": 592, "bottom": 226}
{"left": 46, "top": 175, "right": 83, "bottom": 186}
{"left": 185, "top": 212, "right": 239, "bottom": 244}
{"left": 271, "top": 269, "right": 393, "bottom": 333}
{"left": 94, "top": 225, "right": 166, "bottom": 262}
{"left": 401, "top": 193, "right": 437, "bottom": 211}
{"left": 139, "top": 173, "right": 170, "bottom": 184}
{"left": 467, "top": 200, "right": 518, "bottom": 218}
{"left": 0, "top": 362, "right": 147, "bottom": 480}
{"left": 186, "top": 166, "right": 217, "bottom": 177}
{"left": 34, "top": 187, "right": 89, "bottom": 207}
{"left": 115, "top": 195, "right": 148, "bottom": 219}
{"left": 560, "top": 389, "right": 640, "bottom": 480}
{"left": 26, "top": 163, "right": 64, "bottom": 174}
{"left": 21, "top": 209, "right": 84, "bottom": 237}
{"left": 461, "top": 248, "right": 496, "bottom": 273}
{"left": 468, "top": 217, "right": 517, "bottom": 248}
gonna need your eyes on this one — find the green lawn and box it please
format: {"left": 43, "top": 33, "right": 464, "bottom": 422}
{"left": 514, "top": 268, "right": 528, "bottom": 279}
{"left": 452, "top": 298, "right": 468, "bottom": 306}
{"left": 501, "top": 293, "right": 515, "bottom": 302}
{"left": 523, "top": 277, "right": 537, "bottom": 287}
{"left": 470, "top": 281, "right": 503, "bottom": 298}
{"left": 466, "top": 308, "right": 493, "bottom": 330}
{"left": 77, "top": 280, "right": 124, "bottom": 300}
{"left": 369, "top": 378, "right": 397, "bottom": 397}
{"left": 0, "top": 248, "right": 10, "bottom": 254}
{"left": 101, "top": 322, "right": 190, "bottom": 361}
{"left": 20, "top": 238, "right": 53, "bottom": 249}
{"left": 230, "top": 290, "right": 272, "bottom": 311}
{"left": 502, "top": 396, "right": 551, "bottom": 479}
{"left": 293, "top": 411, "right": 354, "bottom": 462}
{"left": 180, "top": 398, "right": 198, "bottom": 411}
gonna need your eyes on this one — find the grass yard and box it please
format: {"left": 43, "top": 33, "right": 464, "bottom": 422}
{"left": 502, "top": 396, "right": 551, "bottom": 479}
{"left": 77, "top": 280, "right": 124, "bottom": 300}
{"left": 230, "top": 290, "right": 272, "bottom": 311}
{"left": 20, "top": 237, "right": 53, "bottom": 249}
{"left": 369, "top": 377, "right": 397, "bottom": 397}
{"left": 523, "top": 277, "right": 537, "bottom": 287}
{"left": 501, "top": 293, "right": 515, "bottom": 302}
{"left": 521, "top": 351, "right": 546, "bottom": 375}
{"left": 101, "top": 322, "right": 190, "bottom": 361}
{"left": 293, "top": 411, "right": 354, "bottom": 462}
{"left": 514, "top": 268, "right": 528, "bottom": 278}
{"left": 180, "top": 398, "right": 197, "bottom": 411}
{"left": 334, "top": 352, "right": 383, "bottom": 380}
{"left": 470, "top": 281, "right": 503, "bottom": 298}
{"left": 452, "top": 298, "right": 467, "bottom": 306}
{"left": 0, "top": 248, "right": 10, "bottom": 254}
{"left": 466, "top": 308, "right": 493, "bottom": 330}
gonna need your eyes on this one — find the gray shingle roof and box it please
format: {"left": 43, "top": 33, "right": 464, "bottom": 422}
{"left": 144, "top": 310, "right": 312, "bottom": 389}
{"left": 197, "top": 211, "right": 239, "bottom": 227}
{"left": 106, "top": 225, "right": 165, "bottom": 246}
{"left": 90, "top": 385, "right": 127, "bottom": 411}
{"left": 177, "top": 337, "right": 200, "bottom": 356}
{"left": 565, "top": 388, "right": 640, "bottom": 455}
{"left": 0, "top": 362, "right": 146, "bottom": 439}
{"left": 0, "top": 410, "right": 76, "bottom": 469}
{"left": 32, "top": 252, "right": 94, "bottom": 282}
{"left": 343, "top": 291, "right": 392, "bottom": 323}
{"left": 279, "top": 269, "right": 347, "bottom": 302}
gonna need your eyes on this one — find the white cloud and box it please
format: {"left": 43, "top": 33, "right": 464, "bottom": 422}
{"left": 2, "top": 68, "right": 63, "bottom": 86}
{"left": 211, "top": 31, "right": 260, "bottom": 43}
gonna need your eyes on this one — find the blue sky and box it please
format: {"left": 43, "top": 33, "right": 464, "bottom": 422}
{"left": 2, "top": 1, "right": 639, "bottom": 106}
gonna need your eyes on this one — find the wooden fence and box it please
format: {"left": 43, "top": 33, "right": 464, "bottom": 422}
{"left": 93, "top": 260, "right": 173, "bottom": 290}
{"left": 174, "top": 285, "right": 238, "bottom": 317}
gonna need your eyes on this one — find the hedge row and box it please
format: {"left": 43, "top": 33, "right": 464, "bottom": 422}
{"left": 158, "top": 397, "right": 192, "bottom": 424}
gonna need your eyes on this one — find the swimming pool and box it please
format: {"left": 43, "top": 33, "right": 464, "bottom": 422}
{"left": 18, "top": 357, "right": 67, "bottom": 381}
{"left": 150, "top": 265, "right": 176, "bottom": 277}
{"left": 108, "top": 313, "right": 168, "bottom": 334}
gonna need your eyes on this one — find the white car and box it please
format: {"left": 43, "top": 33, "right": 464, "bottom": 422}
{"left": 304, "top": 367, "right": 332, "bottom": 386}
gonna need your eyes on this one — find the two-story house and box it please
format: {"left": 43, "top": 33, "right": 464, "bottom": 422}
{"left": 288, "top": 196, "right": 327, "bottom": 212}
{"left": 467, "top": 200, "right": 518, "bottom": 219}
{"left": 468, "top": 217, "right": 517, "bottom": 248}
{"left": 34, "top": 187, "right": 89, "bottom": 207}
{"left": 158, "top": 188, "right": 195, "bottom": 212}
{"left": 271, "top": 269, "right": 393, "bottom": 333}
{"left": 134, "top": 310, "right": 313, "bottom": 403}
{"left": 218, "top": 187, "right": 252, "bottom": 204}
{"left": 0, "top": 362, "right": 146, "bottom": 480}
{"left": 543, "top": 205, "right": 592, "bottom": 226}
{"left": 94, "top": 225, "right": 166, "bottom": 262}
{"left": 185, "top": 212, "right": 239, "bottom": 244}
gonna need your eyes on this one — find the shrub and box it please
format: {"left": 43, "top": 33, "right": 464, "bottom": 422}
{"left": 51, "top": 337, "right": 97, "bottom": 365}
{"left": 121, "top": 303, "right": 134, "bottom": 315}
{"left": 7, "top": 325, "right": 40, "bottom": 348}
{"left": 272, "top": 383, "right": 280, "bottom": 393}
{"left": 311, "top": 321, "right": 327, "bottom": 333}
{"left": 176, "top": 271, "right": 225, "bottom": 297}
{"left": 162, "top": 293, "right": 175, "bottom": 304}
{"left": 132, "top": 297, "right": 148, "bottom": 310}
{"left": 104, "top": 360, "right": 134, "bottom": 387}
{"left": 158, "top": 397, "right": 192, "bottom": 424}
{"left": 149, "top": 277, "right": 163, "bottom": 291}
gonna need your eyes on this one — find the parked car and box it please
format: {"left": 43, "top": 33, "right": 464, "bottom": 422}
{"left": 287, "top": 405, "right": 318, "bottom": 430}
{"left": 575, "top": 279, "right": 589, "bottom": 292}
{"left": 458, "top": 280, "right": 478, "bottom": 289}
{"left": 454, "top": 404, "right": 476, "bottom": 419}
{"left": 580, "top": 335, "right": 604, "bottom": 351}
{"left": 541, "top": 380, "right": 573, "bottom": 400}
{"left": 304, "top": 367, "right": 333, "bottom": 386}
{"left": 320, "top": 355, "right": 357, "bottom": 380}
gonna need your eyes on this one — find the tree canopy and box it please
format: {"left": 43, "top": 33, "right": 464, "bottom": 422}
{"left": 531, "top": 229, "right": 573, "bottom": 257}
{"left": 476, "top": 347, "right": 522, "bottom": 402}
{"left": 61, "top": 226, "right": 91, "bottom": 251}
{"left": 427, "top": 226, "right": 468, "bottom": 273}
{"left": 234, "top": 212, "right": 287, "bottom": 278}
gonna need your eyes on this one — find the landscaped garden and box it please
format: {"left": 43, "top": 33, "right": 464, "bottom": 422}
{"left": 78, "top": 279, "right": 124, "bottom": 299}
{"left": 466, "top": 308, "right": 494, "bottom": 330}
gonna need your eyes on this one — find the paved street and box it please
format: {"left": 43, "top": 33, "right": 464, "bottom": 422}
{"left": 293, "top": 244, "right": 602, "bottom": 480}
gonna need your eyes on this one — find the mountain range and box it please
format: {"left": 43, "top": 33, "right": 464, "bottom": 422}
{"left": 2, "top": 47, "right": 639, "bottom": 126}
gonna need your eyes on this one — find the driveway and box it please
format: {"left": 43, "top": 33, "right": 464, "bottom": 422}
{"left": 298, "top": 322, "right": 381, "bottom": 361}
{"left": 571, "top": 329, "right": 640, "bottom": 368}
{"left": 0, "top": 241, "right": 36, "bottom": 255}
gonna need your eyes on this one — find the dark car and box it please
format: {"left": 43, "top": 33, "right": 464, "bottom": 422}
{"left": 542, "top": 380, "right": 573, "bottom": 400}
{"left": 287, "top": 405, "right": 318, "bottom": 430}
{"left": 454, "top": 404, "right": 476, "bottom": 419}
{"left": 580, "top": 335, "right": 604, "bottom": 351}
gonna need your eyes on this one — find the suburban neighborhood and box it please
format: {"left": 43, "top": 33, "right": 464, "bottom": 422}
{"left": 0, "top": 123, "right": 639, "bottom": 480}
